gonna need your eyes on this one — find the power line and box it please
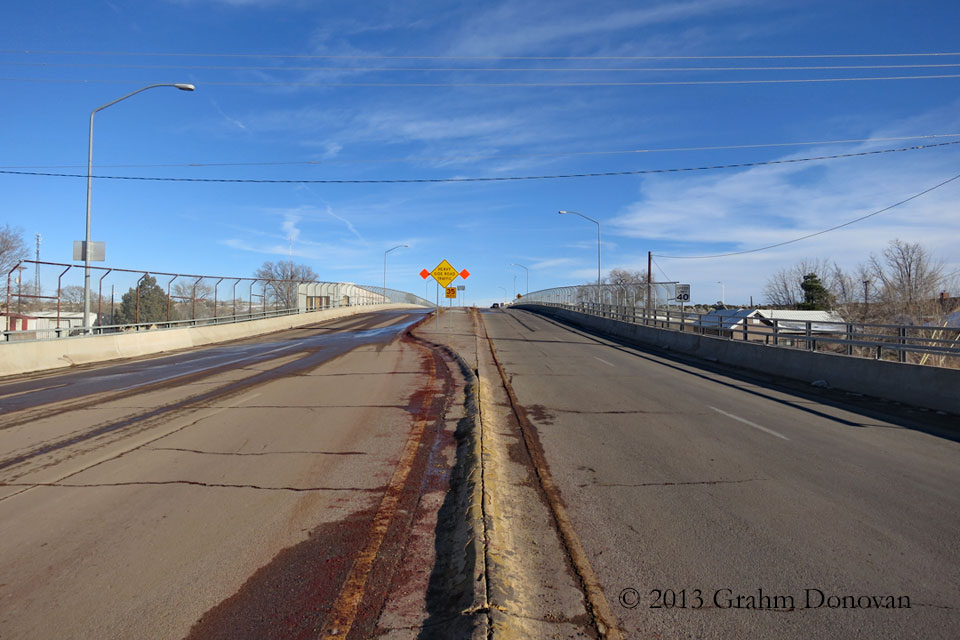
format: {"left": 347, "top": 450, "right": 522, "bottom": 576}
{"left": 4, "top": 74, "right": 960, "bottom": 87}
{"left": 7, "top": 61, "right": 960, "bottom": 72}
{"left": 4, "top": 49, "right": 960, "bottom": 60}
{"left": 1, "top": 141, "right": 955, "bottom": 184}
{"left": 654, "top": 171, "right": 960, "bottom": 260}
{"left": 652, "top": 258, "right": 673, "bottom": 283}
{"left": 4, "top": 134, "right": 957, "bottom": 171}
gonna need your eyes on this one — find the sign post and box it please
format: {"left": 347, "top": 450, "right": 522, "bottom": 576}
{"left": 420, "top": 259, "right": 470, "bottom": 330}
{"left": 676, "top": 284, "right": 691, "bottom": 328}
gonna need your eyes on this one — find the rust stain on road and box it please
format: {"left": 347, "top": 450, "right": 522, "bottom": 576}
{"left": 317, "top": 326, "right": 444, "bottom": 639}
{"left": 181, "top": 312, "right": 455, "bottom": 640}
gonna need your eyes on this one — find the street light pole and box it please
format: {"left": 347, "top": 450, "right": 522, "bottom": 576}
{"left": 383, "top": 244, "right": 408, "bottom": 303}
{"left": 83, "top": 83, "right": 195, "bottom": 334}
{"left": 558, "top": 210, "right": 601, "bottom": 307}
{"left": 511, "top": 263, "right": 529, "bottom": 295}
{"left": 717, "top": 281, "right": 725, "bottom": 306}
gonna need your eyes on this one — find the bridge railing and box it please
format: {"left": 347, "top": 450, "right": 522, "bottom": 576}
{"left": 515, "top": 290, "right": 960, "bottom": 369}
{"left": 2, "top": 260, "right": 433, "bottom": 343}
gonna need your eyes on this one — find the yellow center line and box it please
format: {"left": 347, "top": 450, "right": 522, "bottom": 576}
{"left": 318, "top": 345, "right": 436, "bottom": 639}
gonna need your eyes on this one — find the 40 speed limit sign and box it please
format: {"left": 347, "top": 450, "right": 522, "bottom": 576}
{"left": 675, "top": 284, "right": 691, "bottom": 302}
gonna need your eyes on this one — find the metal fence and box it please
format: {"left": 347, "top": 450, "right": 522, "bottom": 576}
{"left": 517, "top": 286, "right": 960, "bottom": 369}
{"left": 2, "top": 260, "right": 433, "bottom": 343}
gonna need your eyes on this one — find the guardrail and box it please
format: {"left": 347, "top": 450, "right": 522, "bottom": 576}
{"left": 2, "top": 260, "right": 433, "bottom": 343}
{"left": 517, "top": 299, "right": 960, "bottom": 369}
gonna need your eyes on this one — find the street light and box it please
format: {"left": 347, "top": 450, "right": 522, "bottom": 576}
{"left": 383, "top": 244, "right": 408, "bottom": 302}
{"left": 717, "top": 281, "right": 725, "bottom": 306}
{"left": 511, "top": 263, "right": 529, "bottom": 296}
{"left": 558, "top": 210, "right": 601, "bottom": 306}
{"left": 82, "top": 83, "right": 195, "bottom": 334}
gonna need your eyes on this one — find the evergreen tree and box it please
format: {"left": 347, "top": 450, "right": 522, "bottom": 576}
{"left": 115, "top": 276, "right": 175, "bottom": 324}
{"left": 798, "top": 273, "right": 833, "bottom": 310}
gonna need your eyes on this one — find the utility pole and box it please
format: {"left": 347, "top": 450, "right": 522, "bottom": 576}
{"left": 862, "top": 280, "right": 870, "bottom": 321}
{"left": 35, "top": 233, "right": 41, "bottom": 296}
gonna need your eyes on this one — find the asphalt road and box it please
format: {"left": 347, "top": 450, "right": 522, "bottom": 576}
{"left": 0, "top": 309, "right": 462, "bottom": 640}
{"left": 480, "top": 307, "right": 960, "bottom": 639}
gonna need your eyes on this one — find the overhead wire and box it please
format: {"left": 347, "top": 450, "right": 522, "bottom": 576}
{"left": 1, "top": 141, "right": 955, "bottom": 184}
{"left": 654, "top": 171, "right": 960, "bottom": 260}
{"left": 4, "top": 49, "right": 960, "bottom": 60}
{"left": 4, "top": 74, "right": 960, "bottom": 87}
{"left": 6, "top": 61, "right": 960, "bottom": 72}
{"left": 3, "top": 133, "right": 957, "bottom": 170}
{"left": 652, "top": 258, "right": 673, "bottom": 283}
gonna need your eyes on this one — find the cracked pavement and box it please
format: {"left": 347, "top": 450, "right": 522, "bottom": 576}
{"left": 473, "top": 306, "right": 960, "bottom": 639}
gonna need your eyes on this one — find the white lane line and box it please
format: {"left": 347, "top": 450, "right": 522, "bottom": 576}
{"left": 233, "top": 391, "right": 262, "bottom": 407}
{"left": 114, "top": 343, "right": 298, "bottom": 392}
{"left": 709, "top": 406, "right": 790, "bottom": 441}
{"left": 0, "top": 383, "right": 68, "bottom": 400}
{"left": 594, "top": 356, "right": 616, "bottom": 368}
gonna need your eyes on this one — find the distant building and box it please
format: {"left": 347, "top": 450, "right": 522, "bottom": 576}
{"left": 699, "top": 308, "right": 845, "bottom": 343}
{"left": 2, "top": 311, "right": 98, "bottom": 340}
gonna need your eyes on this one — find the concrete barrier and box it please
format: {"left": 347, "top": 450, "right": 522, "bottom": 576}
{"left": 517, "top": 304, "right": 959, "bottom": 416}
{"left": 0, "top": 304, "right": 425, "bottom": 378}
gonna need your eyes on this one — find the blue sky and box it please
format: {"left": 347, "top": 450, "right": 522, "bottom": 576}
{"left": 2, "top": 0, "right": 959, "bottom": 306}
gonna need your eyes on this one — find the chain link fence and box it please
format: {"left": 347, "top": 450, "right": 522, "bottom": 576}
{"left": 2, "top": 260, "right": 433, "bottom": 342}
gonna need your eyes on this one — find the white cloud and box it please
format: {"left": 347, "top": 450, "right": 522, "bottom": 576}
{"left": 445, "top": 0, "right": 755, "bottom": 57}
{"left": 598, "top": 103, "right": 960, "bottom": 304}
{"left": 530, "top": 257, "right": 578, "bottom": 269}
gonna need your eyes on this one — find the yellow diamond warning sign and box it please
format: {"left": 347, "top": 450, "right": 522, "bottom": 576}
{"left": 430, "top": 259, "right": 459, "bottom": 287}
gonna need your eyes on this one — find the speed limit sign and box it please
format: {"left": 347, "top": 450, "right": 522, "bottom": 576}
{"left": 675, "top": 284, "right": 691, "bottom": 302}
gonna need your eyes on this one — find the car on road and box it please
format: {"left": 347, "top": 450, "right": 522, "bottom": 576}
{"left": 490, "top": 303, "right": 500, "bottom": 308}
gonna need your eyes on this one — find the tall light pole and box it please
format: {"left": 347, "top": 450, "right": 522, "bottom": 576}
{"left": 511, "top": 263, "right": 529, "bottom": 296}
{"left": 558, "top": 210, "right": 601, "bottom": 306}
{"left": 34, "top": 233, "right": 41, "bottom": 295}
{"left": 383, "top": 244, "right": 408, "bottom": 302}
{"left": 717, "top": 281, "right": 725, "bottom": 306}
{"left": 82, "top": 83, "right": 195, "bottom": 333}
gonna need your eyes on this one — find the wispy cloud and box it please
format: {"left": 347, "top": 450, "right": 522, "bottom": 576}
{"left": 530, "top": 257, "right": 578, "bottom": 269}
{"left": 210, "top": 98, "right": 247, "bottom": 131}
{"left": 444, "top": 0, "right": 755, "bottom": 57}
{"left": 281, "top": 212, "right": 300, "bottom": 243}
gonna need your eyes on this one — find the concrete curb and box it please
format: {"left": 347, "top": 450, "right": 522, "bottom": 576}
{"left": 517, "top": 304, "right": 960, "bottom": 416}
{"left": 0, "top": 304, "right": 422, "bottom": 378}
{"left": 407, "top": 327, "right": 490, "bottom": 639}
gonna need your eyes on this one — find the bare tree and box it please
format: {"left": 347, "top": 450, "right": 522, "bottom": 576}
{"left": 59, "top": 285, "right": 109, "bottom": 313}
{"left": 867, "top": 239, "right": 947, "bottom": 323}
{"left": 828, "top": 262, "right": 873, "bottom": 320}
{"left": 172, "top": 280, "right": 215, "bottom": 320}
{"left": 607, "top": 268, "right": 645, "bottom": 306}
{"left": 1, "top": 225, "right": 28, "bottom": 303}
{"left": 763, "top": 258, "right": 835, "bottom": 307}
{"left": 60, "top": 285, "right": 86, "bottom": 310}
{"left": 254, "top": 261, "right": 319, "bottom": 310}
